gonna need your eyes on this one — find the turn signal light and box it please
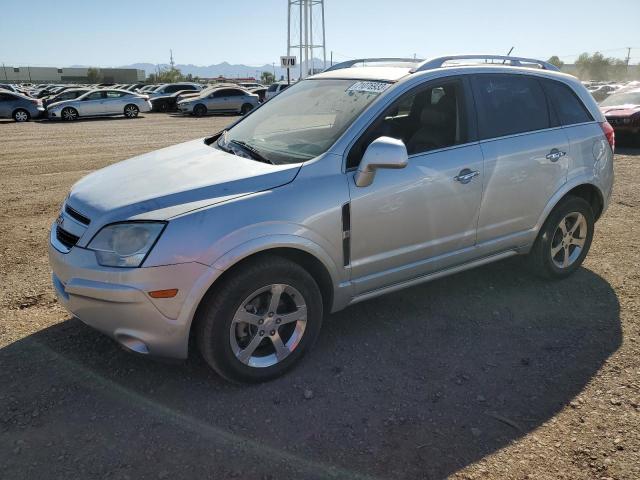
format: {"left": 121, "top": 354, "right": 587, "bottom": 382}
{"left": 148, "top": 289, "right": 179, "bottom": 299}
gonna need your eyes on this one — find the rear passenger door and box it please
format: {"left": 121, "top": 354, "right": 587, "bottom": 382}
{"left": 471, "top": 73, "right": 570, "bottom": 246}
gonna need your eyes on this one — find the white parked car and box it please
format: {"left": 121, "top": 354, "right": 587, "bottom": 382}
{"left": 47, "top": 89, "right": 152, "bottom": 121}
{"left": 265, "top": 82, "right": 292, "bottom": 100}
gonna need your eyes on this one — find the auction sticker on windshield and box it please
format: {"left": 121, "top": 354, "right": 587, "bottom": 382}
{"left": 346, "top": 81, "right": 390, "bottom": 94}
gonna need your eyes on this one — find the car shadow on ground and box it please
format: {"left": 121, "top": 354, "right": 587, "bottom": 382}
{"left": 0, "top": 258, "right": 621, "bottom": 479}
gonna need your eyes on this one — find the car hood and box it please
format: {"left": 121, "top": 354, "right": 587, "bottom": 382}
{"left": 66, "top": 138, "right": 301, "bottom": 225}
{"left": 600, "top": 104, "right": 640, "bottom": 117}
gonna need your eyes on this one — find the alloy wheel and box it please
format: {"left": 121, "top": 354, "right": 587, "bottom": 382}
{"left": 229, "top": 284, "right": 307, "bottom": 368}
{"left": 124, "top": 105, "right": 138, "bottom": 118}
{"left": 62, "top": 108, "right": 77, "bottom": 121}
{"left": 14, "top": 110, "right": 28, "bottom": 122}
{"left": 550, "top": 211, "right": 588, "bottom": 269}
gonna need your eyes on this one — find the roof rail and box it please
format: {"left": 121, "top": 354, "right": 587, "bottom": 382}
{"left": 323, "top": 58, "right": 423, "bottom": 72}
{"left": 412, "top": 55, "right": 560, "bottom": 73}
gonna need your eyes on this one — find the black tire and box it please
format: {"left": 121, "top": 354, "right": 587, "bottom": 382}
{"left": 13, "top": 109, "right": 30, "bottom": 122}
{"left": 528, "top": 196, "right": 594, "bottom": 279}
{"left": 196, "top": 256, "right": 323, "bottom": 383}
{"left": 240, "top": 103, "right": 253, "bottom": 115}
{"left": 193, "top": 104, "right": 207, "bottom": 117}
{"left": 159, "top": 101, "right": 169, "bottom": 112}
{"left": 124, "top": 104, "right": 139, "bottom": 118}
{"left": 61, "top": 107, "right": 78, "bottom": 121}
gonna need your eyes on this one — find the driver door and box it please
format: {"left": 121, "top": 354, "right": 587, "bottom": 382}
{"left": 346, "top": 78, "right": 485, "bottom": 295}
{"left": 79, "top": 91, "right": 106, "bottom": 115}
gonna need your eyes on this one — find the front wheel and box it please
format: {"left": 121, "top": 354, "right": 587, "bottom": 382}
{"left": 240, "top": 103, "right": 253, "bottom": 115}
{"left": 124, "top": 104, "right": 139, "bottom": 118}
{"left": 528, "top": 196, "right": 594, "bottom": 279}
{"left": 61, "top": 107, "right": 78, "bottom": 121}
{"left": 13, "top": 109, "right": 30, "bottom": 122}
{"left": 196, "top": 256, "right": 323, "bottom": 383}
{"left": 193, "top": 104, "right": 207, "bottom": 117}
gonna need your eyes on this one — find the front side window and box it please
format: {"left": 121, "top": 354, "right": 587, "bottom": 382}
{"left": 472, "top": 74, "right": 550, "bottom": 139}
{"left": 541, "top": 80, "right": 592, "bottom": 126}
{"left": 84, "top": 91, "right": 105, "bottom": 101}
{"left": 347, "top": 80, "right": 466, "bottom": 168}
{"left": 218, "top": 79, "right": 388, "bottom": 164}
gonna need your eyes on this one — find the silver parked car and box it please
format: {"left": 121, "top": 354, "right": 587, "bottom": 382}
{"left": 49, "top": 55, "right": 614, "bottom": 383}
{"left": 47, "top": 89, "right": 152, "bottom": 120}
{"left": 177, "top": 87, "right": 259, "bottom": 116}
{"left": 0, "top": 89, "right": 45, "bottom": 121}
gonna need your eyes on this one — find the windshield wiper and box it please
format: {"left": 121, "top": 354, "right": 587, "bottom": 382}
{"left": 228, "top": 140, "right": 273, "bottom": 164}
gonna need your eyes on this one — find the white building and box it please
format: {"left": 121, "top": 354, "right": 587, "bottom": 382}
{"left": 0, "top": 66, "right": 145, "bottom": 84}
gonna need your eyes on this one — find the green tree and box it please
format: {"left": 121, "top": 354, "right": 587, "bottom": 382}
{"left": 260, "top": 71, "right": 275, "bottom": 85}
{"left": 547, "top": 56, "right": 564, "bottom": 69}
{"left": 86, "top": 67, "right": 102, "bottom": 84}
{"left": 575, "top": 52, "right": 612, "bottom": 81}
{"left": 148, "top": 66, "right": 185, "bottom": 83}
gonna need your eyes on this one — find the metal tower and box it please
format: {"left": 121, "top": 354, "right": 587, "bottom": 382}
{"left": 287, "top": 0, "right": 326, "bottom": 79}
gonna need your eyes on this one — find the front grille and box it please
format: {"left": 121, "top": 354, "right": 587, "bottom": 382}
{"left": 56, "top": 225, "right": 80, "bottom": 249}
{"left": 65, "top": 205, "right": 90, "bottom": 225}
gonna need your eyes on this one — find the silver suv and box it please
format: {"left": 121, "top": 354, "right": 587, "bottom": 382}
{"left": 49, "top": 55, "right": 614, "bottom": 383}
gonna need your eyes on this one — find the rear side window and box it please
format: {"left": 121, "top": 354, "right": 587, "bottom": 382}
{"left": 267, "top": 84, "right": 278, "bottom": 92}
{"left": 541, "top": 79, "right": 592, "bottom": 126}
{"left": 472, "top": 74, "right": 550, "bottom": 139}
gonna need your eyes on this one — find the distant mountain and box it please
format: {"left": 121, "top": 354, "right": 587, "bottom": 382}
{"left": 120, "top": 59, "right": 327, "bottom": 80}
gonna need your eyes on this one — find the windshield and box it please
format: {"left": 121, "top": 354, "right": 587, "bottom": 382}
{"left": 218, "top": 79, "right": 390, "bottom": 164}
{"left": 600, "top": 92, "right": 640, "bottom": 106}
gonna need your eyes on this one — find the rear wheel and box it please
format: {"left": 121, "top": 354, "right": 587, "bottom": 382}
{"left": 240, "top": 103, "right": 253, "bottom": 115}
{"left": 61, "top": 107, "right": 78, "bottom": 121}
{"left": 193, "top": 104, "right": 207, "bottom": 117}
{"left": 196, "top": 256, "right": 323, "bottom": 383}
{"left": 124, "top": 104, "right": 139, "bottom": 118}
{"left": 528, "top": 196, "right": 594, "bottom": 279}
{"left": 13, "top": 109, "right": 30, "bottom": 122}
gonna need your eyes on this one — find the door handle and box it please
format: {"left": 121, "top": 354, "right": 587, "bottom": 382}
{"left": 546, "top": 148, "right": 566, "bottom": 162}
{"left": 454, "top": 168, "right": 479, "bottom": 184}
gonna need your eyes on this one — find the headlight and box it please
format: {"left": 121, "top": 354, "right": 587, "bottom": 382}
{"left": 87, "top": 222, "right": 165, "bottom": 267}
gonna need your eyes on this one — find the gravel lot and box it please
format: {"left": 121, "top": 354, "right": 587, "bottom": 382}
{"left": 1, "top": 114, "right": 638, "bottom": 480}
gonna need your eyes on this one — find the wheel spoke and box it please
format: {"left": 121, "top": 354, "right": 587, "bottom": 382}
{"left": 572, "top": 236, "right": 586, "bottom": 248}
{"left": 551, "top": 243, "right": 563, "bottom": 257}
{"left": 268, "top": 284, "right": 284, "bottom": 314}
{"left": 233, "top": 309, "right": 263, "bottom": 326}
{"left": 558, "top": 219, "right": 568, "bottom": 236}
{"left": 270, "top": 331, "right": 290, "bottom": 361}
{"left": 562, "top": 246, "right": 570, "bottom": 267}
{"left": 569, "top": 215, "right": 585, "bottom": 236}
{"left": 237, "top": 333, "right": 263, "bottom": 364}
{"left": 277, "top": 305, "right": 307, "bottom": 325}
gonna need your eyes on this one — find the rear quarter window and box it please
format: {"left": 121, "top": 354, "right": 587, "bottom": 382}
{"left": 471, "top": 74, "right": 550, "bottom": 139}
{"left": 541, "top": 79, "right": 593, "bottom": 126}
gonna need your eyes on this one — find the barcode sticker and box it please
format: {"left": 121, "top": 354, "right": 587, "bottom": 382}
{"left": 346, "top": 81, "right": 390, "bottom": 94}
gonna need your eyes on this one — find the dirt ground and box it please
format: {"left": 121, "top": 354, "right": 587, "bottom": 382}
{"left": 1, "top": 113, "right": 638, "bottom": 480}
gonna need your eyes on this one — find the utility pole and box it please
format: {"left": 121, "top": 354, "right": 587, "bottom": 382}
{"left": 626, "top": 47, "right": 632, "bottom": 72}
{"left": 169, "top": 49, "right": 175, "bottom": 70}
{"left": 2, "top": 63, "right": 7, "bottom": 81}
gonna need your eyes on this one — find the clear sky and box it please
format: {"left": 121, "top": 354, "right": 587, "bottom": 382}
{"left": 1, "top": 0, "right": 639, "bottom": 67}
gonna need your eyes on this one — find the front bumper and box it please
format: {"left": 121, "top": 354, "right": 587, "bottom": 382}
{"left": 49, "top": 226, "right": 217, "bottom": 358}
{"left": 177, "top": 104, "right": 194, "bottom": 113}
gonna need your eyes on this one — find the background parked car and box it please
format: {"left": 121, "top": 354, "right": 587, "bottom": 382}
{"left": 147, "top": 83, "right": 201, "bottom": 97}
{"left": 150, "top": 89, "right": 201, "bottom": 112}
{"left": 265, "top": 81, "right": 291, "bottom": 100}
{"left": 47, "top": 89, "right": 151, "bottom": 121}
{"left": 177, "top": 87, "right": 259, "bottom": 116}
{"left": 0, "top": 89, "right": 44, "bottom": 121}
{"left": 42, "top": 88, "right": 91, "bottom": 107}
{"left": 600, "top": 89, "right": 640, "bottom": 142}
{"left": 249, "top": 86, "right": 267, "bottom": 102}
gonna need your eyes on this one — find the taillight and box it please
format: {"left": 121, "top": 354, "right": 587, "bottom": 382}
{"left": 600, "top": 121, "right": 615, "bottom": 152}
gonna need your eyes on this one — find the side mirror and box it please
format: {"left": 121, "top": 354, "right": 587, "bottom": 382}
{"left": 354, "top": 136, "right": 408, "bottom": 187}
